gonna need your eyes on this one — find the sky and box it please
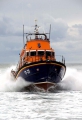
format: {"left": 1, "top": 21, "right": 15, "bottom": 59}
{"left": 0, "top": 0, "right": 82, "bottom": 63}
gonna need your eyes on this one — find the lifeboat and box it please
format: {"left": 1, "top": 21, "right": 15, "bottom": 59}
{"left": 11, "top": 22, "right": 66, "bottom": 91}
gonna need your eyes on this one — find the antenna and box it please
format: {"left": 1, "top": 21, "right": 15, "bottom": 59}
{"left": 35, "top": 19, "right": 37, "bottom": 25}
{"left": 23, "top": 24, "right": 24, "bottom": 46}
{"left": 49, "top": 24, "right": 51, "bottom": 40}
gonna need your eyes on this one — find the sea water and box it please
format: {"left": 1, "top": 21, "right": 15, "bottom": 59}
{"left": 0, "top": 63, "right": 82, "bottom": 120}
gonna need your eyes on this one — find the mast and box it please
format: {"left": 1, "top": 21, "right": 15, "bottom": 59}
{"left": 23, "top": 24, "right": 24, "bottom": 46}
{"left": 49, "top": 24, "right": 51, "bottom": 40}
{"left": 34, "top": 20, "right": 39, "bottom": 34}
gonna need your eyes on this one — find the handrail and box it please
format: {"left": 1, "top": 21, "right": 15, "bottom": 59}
{"left": 25, "top": 55, "right": 65, "bottom": 65}
{"left": 55, "top": 55, "right": 65, "bottom": 64}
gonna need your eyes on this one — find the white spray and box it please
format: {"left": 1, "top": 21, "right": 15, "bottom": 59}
{"left": 58, "top": 67, "right": 82, "bottom": 91}
{"left": 0, "top": 65, "right": 31, "bottom": 92}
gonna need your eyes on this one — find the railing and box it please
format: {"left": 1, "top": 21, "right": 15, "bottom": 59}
{"left": 55, "top": 55, "right": 65, "bottom": 64}
{"left": 25, "top": 55, "right": 65, "bottom": 65}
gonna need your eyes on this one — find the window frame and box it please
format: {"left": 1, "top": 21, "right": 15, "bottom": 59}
{"left": 38, "top": 50, "right": 45, "bottom": 56}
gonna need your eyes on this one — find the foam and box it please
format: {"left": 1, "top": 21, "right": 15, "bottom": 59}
{"left": 0, "top": 65, "right": 31, "bottom": 92}
{"left": 58, "top": 67, "right": 82, "bottom": 90}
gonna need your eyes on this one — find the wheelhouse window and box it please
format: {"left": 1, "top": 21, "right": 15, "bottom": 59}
{"left": 38, "top": 51, "right": 44, "bottom": 56}
{"left": 30, "top": 51, "right": 36, "bottom": 56}
{"left": 46, "top": 51, "right": 51, "bottom": 56}
{"left": 52, "top": 52, "right": 54, "bottom": 56}
{"left": 27, "top": 52, "right": 29, "bottom": 56}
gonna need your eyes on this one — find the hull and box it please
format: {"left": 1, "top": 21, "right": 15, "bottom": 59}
{"left": 15, "top": 61, "right": 66, "bottom": 91}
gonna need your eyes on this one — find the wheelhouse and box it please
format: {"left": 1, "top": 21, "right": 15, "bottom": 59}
{"left": 23, "top": 50, "right": 55, "bottom": 63}
{"left": 26, "top": 50, "right": 54, "bottom": 57}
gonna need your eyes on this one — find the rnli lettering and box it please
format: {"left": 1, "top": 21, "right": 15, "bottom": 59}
{"left": 24, "top": 69, "right": 30, "bottom": 75}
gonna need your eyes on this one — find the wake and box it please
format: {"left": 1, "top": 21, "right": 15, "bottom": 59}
{"left": 0, "top": 65, "right": 82, "bottom": 92}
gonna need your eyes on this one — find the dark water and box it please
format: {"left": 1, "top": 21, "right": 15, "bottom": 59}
{"left": 0, "top": 63, "right": 82, "bottom": 120}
